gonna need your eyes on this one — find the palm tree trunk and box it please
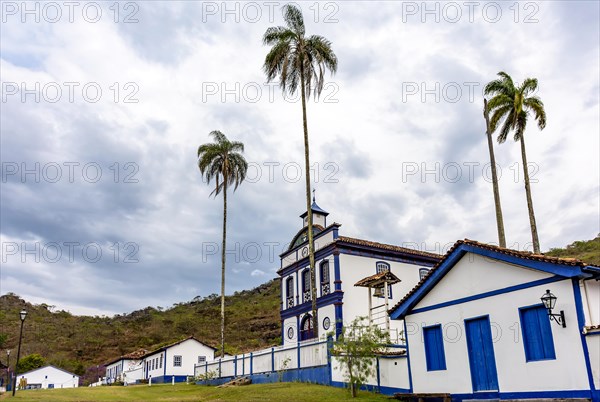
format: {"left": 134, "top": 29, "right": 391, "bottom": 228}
{"left": 300, "top": 63, "right": 319, "bottom": 339}
{"left": 221, "top": 177, "right": 227, "bottom": 358}
{"left": 519, "top": 133, "right": 541, "bottom": 253}
{"left": 484, "top": 99, "right": 506, "bottom": 247}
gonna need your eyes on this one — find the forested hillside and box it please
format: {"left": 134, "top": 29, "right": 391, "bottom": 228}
{"left": 0, "top": 280, "right": 279, "bottom": 384}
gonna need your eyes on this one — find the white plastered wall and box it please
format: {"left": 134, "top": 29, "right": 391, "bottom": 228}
{"left": 406, "top": 275, "right": 589, "bottom": 395}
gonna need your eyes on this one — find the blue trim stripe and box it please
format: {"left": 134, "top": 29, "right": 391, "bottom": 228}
{"left": 403, "top": 320, "right": 413, "bottom": 393}
{"left": 279, "top": 224, "right": 340, "bottom": 259}
{"left": 408, "top": 276, "right": 564, "bottom": 316}
{"left": 281, "top": 290, "right": 343, "bottom": 319}
{"left": 572, "top": 279, "right": 596, "bottom": 393}
{"left": 460, "top": 244, "right": 588, "bottom": 277}
{"left": 448, "top": 390, "right": 592, "bottom": 401}
{"left": 333, "top": 252, "right": 341, "bottom": 291}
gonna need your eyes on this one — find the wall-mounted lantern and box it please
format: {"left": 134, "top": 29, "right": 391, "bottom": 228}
{"left": 540, "top": 289, "right": 566, "bottom": 328}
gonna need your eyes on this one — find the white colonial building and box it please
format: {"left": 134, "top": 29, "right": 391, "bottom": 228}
{"left": 105, "top": 349, "right": 146, "bottom": 385}
{"left": 16, "top": 365, "right": 79, "bottom": 390}
{"left": 389, "top": 239, "right": 600, "bottom": 401}
{"left": 142, "top": 336, "right": 216, "bottom": 383}
{"left": 279, "top": 200, "right": 441, "bottom": 345}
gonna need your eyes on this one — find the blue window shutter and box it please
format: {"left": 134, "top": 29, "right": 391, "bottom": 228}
{"left": 519, "top": 305, "right": 556, "bottom": 361}
{"left": 535, "top": 307, "right": 556, "bottom": 359}
{"left": 423, "top": 325, "right": 446, "bottom": 371}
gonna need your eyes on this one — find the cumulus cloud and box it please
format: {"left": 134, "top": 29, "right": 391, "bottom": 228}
{"left": 1, "top": 1, "right": 598, "bottom": 315}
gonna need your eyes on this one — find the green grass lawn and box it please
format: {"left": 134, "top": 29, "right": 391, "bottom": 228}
{"left": 1, "top": 382, "right": 393, "bottom": 401}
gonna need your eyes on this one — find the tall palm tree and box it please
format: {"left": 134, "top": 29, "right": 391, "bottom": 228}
{"left": 483, "top": 98, "right": 507, "bottom": 248}
{"left": 198, "top": 130, "right": 248, "bottom": 357}
{"left": 485, "top": 72, "right": 547, "bottom": 254}
{"left": 262, "top": 4, "right": 338, "bottom": 339}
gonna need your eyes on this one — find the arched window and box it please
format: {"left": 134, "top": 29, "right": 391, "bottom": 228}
{"left": 320, "top": 261, "right": 330, "bottom": 296}
{"left": 300, "top": 314, "right": 315, "bottom": 341}
{"left": 376, "top": 261, "right": 390, "bottom": 273}
{"left": 286, "top": 277, "right": 294, "bottom": 308}
{"left": 302, "top": 269, "right": 311, "bottom": 303}
{"left": 419, "top": 268, "right": 430, "bottom": 280}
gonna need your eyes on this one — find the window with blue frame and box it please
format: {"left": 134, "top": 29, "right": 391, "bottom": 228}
{"left": 375, "top": 261, "right": 392, "bottom": 298}
{"left": 419, "top": 268, "right": 430, "bottom": 280}
{"left": 320, "top": 261, "right": 330, "bottom": 295}
{"left": 519, "top": 305, "right": 556, "bottom": 361}
{"left": 302, "top": 269, "right": 311, "bottom": 303}
{"left": 423, "top": 324, "right": 447, "bottom": 371}
{"left": 286, "top": 276, "right": 294, "bottom": 308}
{"left": 376, "top": 261, "right": 390, "bottom": 273}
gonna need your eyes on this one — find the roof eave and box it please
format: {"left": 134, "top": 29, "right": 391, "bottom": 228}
{"left": 389, "top": 241, "right": 592, "bottom": 320}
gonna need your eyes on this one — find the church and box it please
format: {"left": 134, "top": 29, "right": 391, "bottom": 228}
{"left": 278, "top": 198, "right": 441, "bottom": 346}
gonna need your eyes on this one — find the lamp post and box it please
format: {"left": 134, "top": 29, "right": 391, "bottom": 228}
{"left": 12, "top": 309, "right": 27, "bottom": 397}
{"left": 541, "top": 289, "right": 566, "bottom": 328}
{"left": 5, "top": 350, "right": 10, "bottom": 392}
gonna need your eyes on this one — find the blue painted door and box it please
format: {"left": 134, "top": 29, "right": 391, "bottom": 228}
{"left": 465, "top": 316, "right": 499, "bottom": 392}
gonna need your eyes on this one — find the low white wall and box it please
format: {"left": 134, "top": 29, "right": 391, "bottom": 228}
{"left": 299, "top": 341, "right": 328, "bottom": 368}
{"left": 331, "top": 355, "right": 377, "bottom": 385}
{"left": 379, "top": 357, "right": 410, "bottom": 389}
{"left": 252, "top": 351, "right": 273, "bottom": 374}
{"left": 196, "top": 340, "right": 328, "bottom": 378}
{"left": 123, "top": 366, "right": 143, "bottom": 385}
{"left": 331, "top": 355, "right": 409, "bottom": 390}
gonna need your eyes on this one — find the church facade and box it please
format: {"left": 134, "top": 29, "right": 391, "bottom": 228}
{"left": 279, "top": 200, "right": 441, "bottom": 346}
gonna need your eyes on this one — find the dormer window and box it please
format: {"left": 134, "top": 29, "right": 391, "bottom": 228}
{"left": 419, "top": 268, "right": 430, "bottom": 280}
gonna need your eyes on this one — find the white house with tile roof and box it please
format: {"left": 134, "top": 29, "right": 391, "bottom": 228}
{"left": 16, "top": 365, "right": 79, "bottom": 390}
{"left": 279, "top": 200, "right": 441, "bottom": 346}
{"left": 142, "top": 336, "right": 216, "bottom": 383}
{"left": 389, "top": 239, "right": 600, "bottom": 402}
{"left": 104, "top": 349, "right": 147, "bottom": 384}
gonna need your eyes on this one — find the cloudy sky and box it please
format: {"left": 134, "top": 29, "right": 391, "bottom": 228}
{"left": 1, "top": 1, "right": 598, "bottom": 316}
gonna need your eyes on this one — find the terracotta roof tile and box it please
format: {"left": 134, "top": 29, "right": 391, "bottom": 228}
{"left": 144, "top": 335, "right": 216, "bottom": 358}
{"left": 377, "top": 349, "right": 407, "bottom": 356}
{"left": 107, "top": 336, "right": 217, "bottom": 365}
{"left": 355, "top": 270, "right": 401, "bottom": 287}
{"left": 105, "top": 349, "right": 147, "bottom": 366}
{"left": 123, "top": 349, "right": 148, "bottom": 359}
{"left": 336, "top": 236, "right": 442, "bottom": 260}
{"left": 389, "top": 239, "right": 598, "bottom": 315}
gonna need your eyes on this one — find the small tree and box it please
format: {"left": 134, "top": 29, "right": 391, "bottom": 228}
{"left": 16, "top": 354, "right": 46, "bottom": 374}
{"left": 331, "top": 317, "right": 390, "bottom": 397}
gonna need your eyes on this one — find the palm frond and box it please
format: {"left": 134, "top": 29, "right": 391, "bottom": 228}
{"left": 262, "top": 5, "right": 337, "bottom": 101}
{"left": 524, "top": 96, "right": 546, "bottom": 130}
{"left": 283, "top": 4, "right": 305, "bottom": 36}
{"left": 497, "top": 109, "right": 515, "bottom": 144}
{"left": 489, "top": 104, "right": 512, "bottom": 133}
{"left": 520, "top": 77, "right": 538, "bottom": 97}
{"left": 514, "top": 111, "right": 528, "bottom": 142}
{"left": 197, "top": 131, "right": 248, "bottom": 198}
